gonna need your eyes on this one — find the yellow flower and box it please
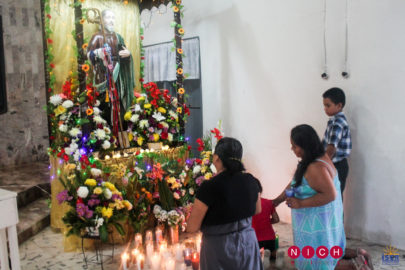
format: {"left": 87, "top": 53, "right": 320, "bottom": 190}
{"left": 173, "top": 6, "right": 179, "bottom": 12}
{"left": 104, "top": 182, "right": 116, "bottom": 192}
{"left": 65, "top": 163, "right": 76, "bottom": 171}
{"left": 82, "top": 43, "right": 88, "bottom": 50}
{"left": 178, "top": 88, "right": 185, "bottom": 95}
{"left": 80, "top": 18, "right": 85, "bottom": 24}
{"left": 137, "top": 136, "right": 144, "bottom": 146}
{"left": 176, "top": 0, "right": 181, "bottom": 5}
{"left": 136, "top": 97, "right": 145, "bottom": 103}
{"left": 93, "top": 187, "right": 103, "bottom": 195}
{"left": 177, "top": 48, "right": 183, "bottom": 54}
{"left": 153, "top": 133, "right": 160, "bottom": 142}
{"left": 128, "top": 133, "right": 133, "bottom": 141}
{"left": 81, "top": 64, "right": 90, "bottom": 72}
{"left": 177, "top": 68, "right": 183, "bottom": 75}
{"left": 158, "top": 107, "right": 166, "bottom": 114}
{"left": 86, "top": 108, "right": 93, "bottom": 115}
{"left": 204, "top": 173, "right": 212, "bottom": 180}
{"left": 176, "top": 107, "right": 182, "bottom": 113}
{"left": 123, "top": 0, "right": 128, "bottom": 4}
{"left": 109, "top": 202, "right": 115, "bottom": 208}
{"left": 178, "top": 28, "right": 185, "bottom": 35}
{"left": 123, "top": 200, "right": 133, "bottom": 210}
{"left": 201, "top": 166, "right": 207, "bottom": 174}
{"left": 114, "top": 200, "right": 125, "bottom": 210}
{"left": 144, "top": 103, "right": 151, "bottom": 109}
{"left": 84, "top": 178, "right": 97, "bottom": 186}
{"left": 124, "top": 111, "right": 132, "bottom": 121}
{"left": 54, "top": 105, "right": 67, "bottom": 116}
{"left": 101, "top": 207, "right": 113, "bottom": 218}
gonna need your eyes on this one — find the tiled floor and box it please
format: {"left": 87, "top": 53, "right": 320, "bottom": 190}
{"left": 18, "top": 223, "right": 405, "bottom": 270}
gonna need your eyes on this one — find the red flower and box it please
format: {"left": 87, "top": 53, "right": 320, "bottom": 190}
{"left": 47, "top": 38, "right": 53, "bottom": 44}
{"left": 177, "top": 158, "right": 182, "bottom": 163}
{"left": 187, "top": 145, "right": 191, "bottom": 151}
{"left": 161, "top": 132, "right": 168, "bottom": 140}
{"left": 46, "top": 14, "right": 51, "bottom": 19}
{"left": 48, "top": 88, "right": 52, "bottom": 92}
{"left": 63, "top": 154, "right": 69, "bottom": 162}
{"left": 76, "top": 198, "right": 83, "bottom": 205}
{"left": 198, "top": 146, "right": 204, "bottom": 151}
{"left": 210, "top": 128, "right": 223, "bottom": 140}
{"left": 157, "top": 123, "right": 163, "bottom": 129}
{"left": 141, "top": 36, "right": 144, "bottom": 40}
{"left": 196, "top": 158, "right": 202, "bottom": 164}
{"left": 141, "top": 56, "right": 145, "bottom": 60}
{"left": 139, "top": 78, "right": 144, "bottom": 82}
{"left": 50, "top": 63, "right": 55, "bottom": 68}
{"left": 150, "top": 99, "right": 158, "bottom": 108}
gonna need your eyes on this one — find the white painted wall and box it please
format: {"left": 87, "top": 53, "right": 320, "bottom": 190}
{"left": 142, "top": 0, "right": 405, "bottom": 249}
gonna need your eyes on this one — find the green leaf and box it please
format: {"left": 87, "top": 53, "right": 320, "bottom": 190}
{"left": 113, "top": 222, "right": 126, "bottom": 236}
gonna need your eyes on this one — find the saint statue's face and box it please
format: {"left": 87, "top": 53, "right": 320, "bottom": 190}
{"left": 102, "top": 10, "right": 115, "bottom": 32}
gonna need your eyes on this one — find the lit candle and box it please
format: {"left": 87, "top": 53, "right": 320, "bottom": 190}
{"left": 195, "top": 234, "right": 202, "bottom": 253}
{"left": 131, "top": 248, "right": 139, "bottom": 265}
{"left": 121, "top": 252, "right": 130, "bottom": 270}
{"left": 155, "top": 227, "right": 163, "bottom": 245}
{"left": 159, "top": 240, "right": 168, "bottom": 254}
{"left": 137, "top": 253, "right": 144, "bottom": 270}
{"left": 191, "top": 252, "right": 200, "bottom": 270}
{"left": 166, "top": 258, "right": 175, "bottom": 270}
{"left": 135, "top": 233, "right": 143, "bottom": 248}
{"left": 184, "top": 248, "right": 192, "bottom": 266}
{"left": 146, "top": 243, "right": 154, "bottom": 263}
{"left": 145, "top": 230, "right": 153, "bottom": 244}
{"left": 174, "top": 243, "right": 184, "bottom": 261}
{"left": 150, "top": 252, "right": 161, "bottom": 270}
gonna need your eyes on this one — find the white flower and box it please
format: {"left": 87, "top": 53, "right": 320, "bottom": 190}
{"left": 173, "top": 192, "right": 180, "bottom": 200}
{"left": 96, "top": 217, "right": 104, "bottom": 229}
{"left": 95, "top": 100, "right": 100, "bottom": 107}
{"left": 160, "top": 210, "right": 168, "bottom": 221}
{"left": 193, "top": 165, "right": 201, "bottom": 175}
{"left": 185, "top": 165, "right": 190, "bottom": 171}
{"left": 181, "top": 189, "right": 186, "bottom": 196}
{"left": 169, "top": 110, "right": 178, "bottom": 120}
{"left": 171, "top": 98, "right": 178, "bottom": 107}
{"left": 102, "top": 140, "right": 111, "bottom": 150}
{"left": 152, "top": 112, "right": 166, "bottom": 122}
{"left": 135, "top": 167, "right": 144, "bottom": 178}
{"left": 168, "top": 133, "right": 173, "bottom": 142}
{"left": 60, "top": 114, "right": 67, "bottom": 121}
{"left": 59, "top": 124, "right": 68, "bottom": 133}
{"left": 77, "top": 186, "right": 89, "bottom": 198}
{"left": 95, "top": 129, "right": 106, "bottom": 140}
{"left": 130, "top": 114, "right": 139, "bottom": 123}
{"left": 210, "top": 163, "right": 217, "bottom": 174}
{"left": 73, "top": 150, "right": 80, "bottom": 161}
{"left": 62, "top": 100, "right": 74, "bottom": 109}
{"left": 153, "top": 205, "right": 162, "bottom": 215}
{"left": 161, "top": 122, "right": 169, "bottom": 129}
{"left": 139, "top": 120, "right": 149, "bottom": 129}
{"left": 91, "top": 168, "right": 102, "bottom": 177}
{"left": 189, "top": 188, "right": 195, "bottom": 195}
{"left": 69, "top": 128, "right": 81, "bottom": 138}
{"left": 94, "top": 115, "right": 106, "bottom": 124}
{"left": 104, "top": 127, "right": 111, "bottom": 134}
{"left": 50, "top": 94, "right": 62, "bottom": 106}
{"left": 104, "top": 188, "right": 112, "bottom": 199}
{"left": 93, "top": 107, "right": 101, "bottom": 115}
{"left": 134, "top": 104, "right": 141, "bottom": 112}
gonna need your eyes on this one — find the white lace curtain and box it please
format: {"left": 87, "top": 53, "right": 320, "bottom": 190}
{"left": 143, "top": 37, "right": 200, "bottom": 82}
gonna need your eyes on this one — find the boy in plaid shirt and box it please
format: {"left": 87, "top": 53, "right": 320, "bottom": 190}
{"left": 322, "top": 87, "right": 352, "bottom": 194}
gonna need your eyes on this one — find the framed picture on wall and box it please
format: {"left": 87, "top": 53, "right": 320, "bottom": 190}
{"left": 0, "top": 15, "right": 7, "bottom": 114}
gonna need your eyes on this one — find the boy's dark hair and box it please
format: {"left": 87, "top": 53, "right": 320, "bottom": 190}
{"left": 215, "top": 137, "right": 245, "bottom": 175}
{"left": 291, "top": 124, "right": 325, "bottom": 187}
{"left": 323, "top": 87, "right": 346, "bottom": 108}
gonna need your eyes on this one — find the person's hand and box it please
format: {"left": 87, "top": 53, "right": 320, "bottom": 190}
{"left": 272, "top": 198, "right": 281, "bottom": 207}
{"left": 119, "top": 46, "right": 130, "bottom": 58}
{"left": 286, "top": 197, "right": 301, "bottom": 209}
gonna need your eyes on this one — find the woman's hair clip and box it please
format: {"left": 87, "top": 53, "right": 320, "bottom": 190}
{"left": 229, "top": 157, "right": 241, "bottom": 162}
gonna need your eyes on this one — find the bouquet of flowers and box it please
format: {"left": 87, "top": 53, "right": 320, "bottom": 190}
{"left": 57, "top": 160, "right": 132, "bottom": 242}
{"left": 124, "top": 82, "right": 185, "bottom": 147}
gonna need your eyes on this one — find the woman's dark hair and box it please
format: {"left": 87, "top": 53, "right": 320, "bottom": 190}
{"left": 214, "top": 137, "right": 245, "bottom": 175}
{"left": 291, "top": 125, "right": 325, "bottom": 187}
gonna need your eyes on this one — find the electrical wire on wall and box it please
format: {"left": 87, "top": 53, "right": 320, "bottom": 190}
{"left": 342, "top": 0, "right": 349, "bottom": 78}
{"left": 321, "top": 0, "right": 329, "bottom": 80}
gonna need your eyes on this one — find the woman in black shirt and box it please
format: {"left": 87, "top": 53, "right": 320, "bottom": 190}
{"left": 186, "top": 137, "right": 263, "bottom": 270}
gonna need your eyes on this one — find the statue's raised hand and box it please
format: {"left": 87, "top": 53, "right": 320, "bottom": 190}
{"left": 119, "top": 46, "right": 130, "bottom": 58}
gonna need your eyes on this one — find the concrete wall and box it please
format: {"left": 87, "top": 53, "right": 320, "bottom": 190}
{"left": 0, "top": 0, "right": 49, "bottom": 168}
{"left": 143, "top": 0, "right": 405, "bottom": 249}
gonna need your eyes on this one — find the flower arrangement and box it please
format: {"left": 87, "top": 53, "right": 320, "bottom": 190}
{"left": 125, "top": 82, "right": 184, "bottom": 147}
{"left": 57, "top": 160, "right": 132, "bottom": 242}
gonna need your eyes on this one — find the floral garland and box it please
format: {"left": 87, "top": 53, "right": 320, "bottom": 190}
{"left": 43, "top": 0, "right": 56, "bottom": 94}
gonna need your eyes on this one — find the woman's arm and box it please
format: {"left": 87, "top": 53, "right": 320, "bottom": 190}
{"left": 286, "top": 164, "right": 336, "bottom": 208}
{"left": 273, "top": 181, "right": 292, "bottom": 207}
{"left": 270, "top": 210, "right": 280, "bottom": 224}
{"left": 255, "top": 193, "right": 262, "bottom": 215}
{"left": 185, "top": 199, "right": 209, "bottom": 233}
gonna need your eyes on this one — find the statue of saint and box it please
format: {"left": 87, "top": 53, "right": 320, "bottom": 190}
{"left": 87, "top": 9, "right": 134, "bottom": 141}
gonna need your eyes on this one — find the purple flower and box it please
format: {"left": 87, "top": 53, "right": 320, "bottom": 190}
{"left": 56, "top": 190, "right": 72, "bottom": 204}
{"left": 111, "top": 194, "right": 122, "bottom": 201}
{"left": 76, "top": 203, "right": 88, "bottom": 217}
{"left": 196, "top": 176, "right": 205, "bottom": 186}
{"left": 148, "top": 127, "right": 154, "bottom": 133}
{"left": 85, "top": 209, "right": 94, "bottom": 219}
{"left": 88, "top": 198, "right": 100, "bottom": 207}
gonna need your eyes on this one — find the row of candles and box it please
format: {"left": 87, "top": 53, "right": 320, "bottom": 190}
{"left": 121, "top": 228, "right": 202, "bottom": 270}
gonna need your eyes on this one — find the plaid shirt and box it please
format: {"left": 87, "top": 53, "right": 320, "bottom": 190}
{"left": 322, "top": 112, "right": 352, "bottom": 163}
